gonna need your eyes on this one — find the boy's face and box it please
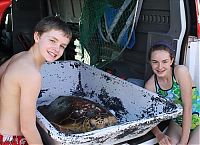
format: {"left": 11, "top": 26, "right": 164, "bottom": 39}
{"left": 34, "top": 29, "right": 70, "bottom": 62}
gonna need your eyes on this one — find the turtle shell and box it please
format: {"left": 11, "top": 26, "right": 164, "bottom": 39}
{"left": 38, "top": 96, "right": 118, "bottom": 133}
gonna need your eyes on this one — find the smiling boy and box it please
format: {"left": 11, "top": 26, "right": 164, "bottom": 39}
{"left": 0, "top": 16, "right": 72, "bottom": 145}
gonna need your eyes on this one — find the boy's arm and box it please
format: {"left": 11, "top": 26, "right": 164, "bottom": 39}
{"left": 19, "top": 70, "right": 43, "bottom": 145}
{"left": 0, "top": 58, "right": 11, "bottom": 78}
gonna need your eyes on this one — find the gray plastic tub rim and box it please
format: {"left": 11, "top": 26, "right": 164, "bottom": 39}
{"left": 36, "top": 106, "right": 182, "bottom": 143}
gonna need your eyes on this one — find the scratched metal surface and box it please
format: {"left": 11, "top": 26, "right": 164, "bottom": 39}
{"left": 36, "top": 60, "right": 182, "bottom": 145}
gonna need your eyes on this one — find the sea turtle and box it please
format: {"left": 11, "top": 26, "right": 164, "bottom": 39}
{"left": 38, "top": 96, "right": 118, "bottom": 133}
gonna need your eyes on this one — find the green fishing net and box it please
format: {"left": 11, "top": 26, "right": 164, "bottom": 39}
{"left": 80, "top": 0, "right": 140, "bottom": 67}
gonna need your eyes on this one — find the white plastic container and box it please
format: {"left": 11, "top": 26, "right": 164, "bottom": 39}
{"left": 36, "top": 60, "right": 182, "bottom": 145}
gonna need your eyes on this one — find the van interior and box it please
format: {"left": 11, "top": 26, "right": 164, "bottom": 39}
{"left": 0, "top": 0, "right": 198, "bottom": 144}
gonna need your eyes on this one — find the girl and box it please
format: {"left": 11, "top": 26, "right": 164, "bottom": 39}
{"left": 145, "top": 42, "right": 200, "bottom": 145}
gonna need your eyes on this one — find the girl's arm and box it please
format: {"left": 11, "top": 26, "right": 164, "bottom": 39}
{"left": 145, "top": 76, "right": 172, "bottom": 145}
{"left": 175, "top": 65, "right": 192, "bottom": 145}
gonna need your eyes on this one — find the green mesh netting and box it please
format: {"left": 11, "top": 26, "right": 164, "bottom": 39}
{"left": 80, "top": 0, "right": 139, "bottom": 67}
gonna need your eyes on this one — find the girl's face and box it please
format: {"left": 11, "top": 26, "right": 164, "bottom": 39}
{"left": 150, "top": 50, "right": 174, "bottom": 77}
{"left": 34, "top": 29, "right": 70, "bottom": 62}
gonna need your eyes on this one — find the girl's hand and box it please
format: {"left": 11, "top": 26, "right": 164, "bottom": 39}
{"left": 156, "top": 133, "right": 172, "bottom": 145}
{"left": 176, "top": 142, "right": 187, "bottom": 145}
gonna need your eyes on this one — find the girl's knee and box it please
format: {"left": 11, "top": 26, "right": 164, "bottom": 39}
{"left": 166, "top": 121, "right": 182, "bottom": 144}
{"left": 188, "top": 126, "right": 200, "bottom": 144}
{"left": 170, "top": 135, "right": 181, "bottom": 145}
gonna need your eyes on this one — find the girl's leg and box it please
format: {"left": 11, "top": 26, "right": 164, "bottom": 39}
{"left": 166, "top": 120, "right": 182, "bottom": 144}
{"left": 188, "top": 126, "right": 200, "bottom": 145}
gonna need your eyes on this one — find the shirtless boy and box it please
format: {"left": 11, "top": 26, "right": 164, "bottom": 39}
{"left": 0, "top": 16, "right": 72, "bottom": 145}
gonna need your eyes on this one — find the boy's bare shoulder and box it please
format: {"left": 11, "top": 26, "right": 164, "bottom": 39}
{"left": 7, "top": 52, "right": 41, "bottom": 79}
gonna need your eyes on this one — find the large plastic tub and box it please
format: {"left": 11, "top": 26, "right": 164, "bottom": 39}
{"left": 36, "top": 60, "right": 182, "bottom": 145}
